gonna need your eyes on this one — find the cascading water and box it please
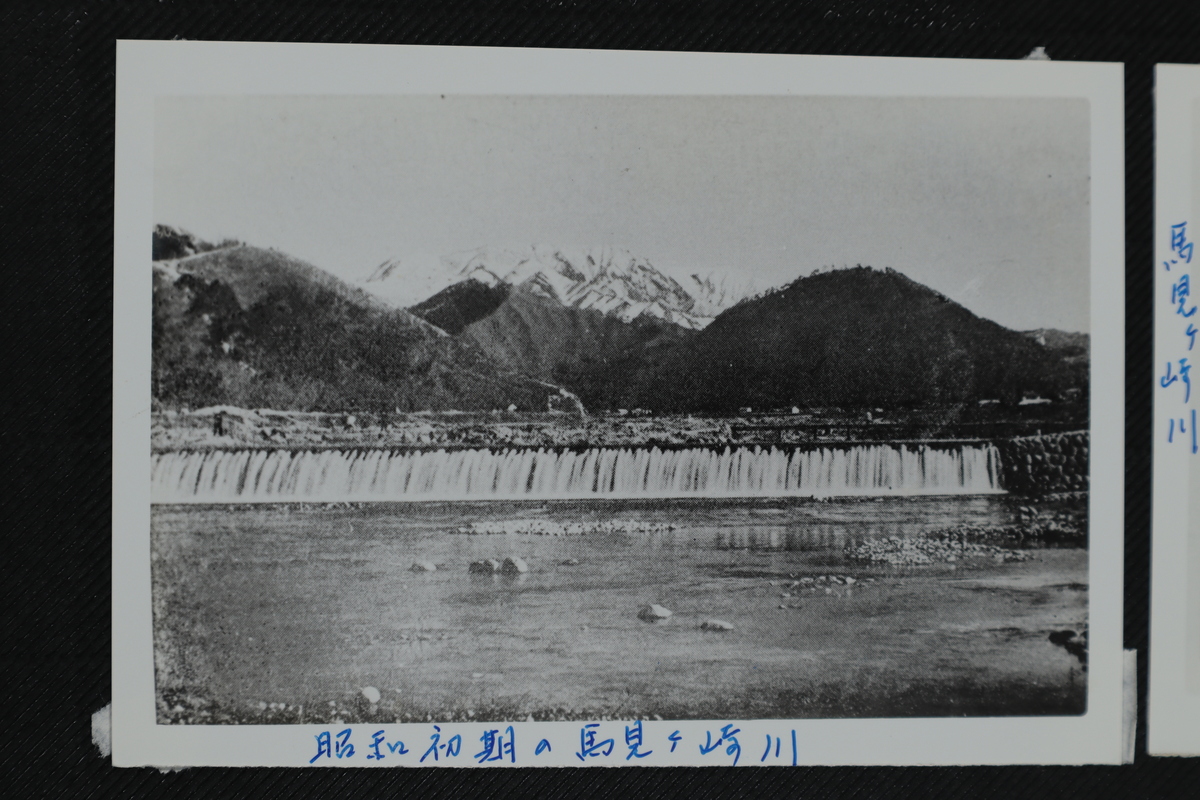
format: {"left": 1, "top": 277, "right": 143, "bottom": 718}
{"left": 150, "top": 443, "right": 1003, "bottom": 503}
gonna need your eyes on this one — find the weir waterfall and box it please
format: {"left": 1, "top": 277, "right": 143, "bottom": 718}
{"left": 151, "top": 443, "right": 1004, "bottom": 503}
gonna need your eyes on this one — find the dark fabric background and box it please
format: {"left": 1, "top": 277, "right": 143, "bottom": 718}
{"left": 3, "top": 0, "right": 1198, "bottom": 795}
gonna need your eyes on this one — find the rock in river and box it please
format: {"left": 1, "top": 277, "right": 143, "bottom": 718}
{"left": 638, "top": 604, "right": 673, "bottom": 622}
{"left": 501, "top": 556, "right": 529, "bottom": 574}
{"left": 469, "top": 559, "right": 501, "bottom": 574}
{"left": 410, "top": 560, "right": 437, "bottom": 573}
{"left": 701, "top": 619, "right": 734, "bottom": 632}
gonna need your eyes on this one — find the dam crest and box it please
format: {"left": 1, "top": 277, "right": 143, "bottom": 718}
{"left": 151, "top": 443, "right": 1004, "bottom": 503}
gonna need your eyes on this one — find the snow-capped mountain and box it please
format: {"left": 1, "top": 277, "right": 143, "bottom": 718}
{"left": 363, "top": 245, "right": 753, "bottom": 330}
{"left": 684, "top": 272, "right": 759, "bottom": 319}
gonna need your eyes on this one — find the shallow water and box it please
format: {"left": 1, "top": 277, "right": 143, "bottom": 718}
{"left": 151, "top": 495, "right": 1087, "bottom": 722}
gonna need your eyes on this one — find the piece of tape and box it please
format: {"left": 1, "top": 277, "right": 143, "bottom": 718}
{"left": 91, "top": 703, "right": 112, "bottom": 758}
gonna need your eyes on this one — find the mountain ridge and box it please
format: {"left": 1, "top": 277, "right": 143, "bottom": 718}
{"left": 458, "top": 283, "right": 690, "bottom": 386}
{"left": 567, "top": 266, "right": 1087, "bottom": 413}
{"left": 154, "top": 228, "right": 1087, "bottom": 418}
{"left": 151, "top": 229, "right": 555, "bottom": 412}
{"left": 366, "top": 244, "right": 754, "bottom": 331}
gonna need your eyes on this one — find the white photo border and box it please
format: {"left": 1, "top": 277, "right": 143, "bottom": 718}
{"left": 1149, "top": 63, "right": 1200, "bottom": 757}
{"left": 114, "top": 41, "right": 1125, "bottom": 767}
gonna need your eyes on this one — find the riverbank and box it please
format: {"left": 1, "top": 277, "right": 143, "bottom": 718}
{"left": 152, "top": 405, "right": 1086, "bottom": 453}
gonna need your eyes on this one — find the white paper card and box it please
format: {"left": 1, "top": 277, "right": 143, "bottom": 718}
{"left": 1149, "top": 62, "right": 1200, "bottom": 757}
{"left": 114, "top": 41, "right": 1125, "bottom": 766}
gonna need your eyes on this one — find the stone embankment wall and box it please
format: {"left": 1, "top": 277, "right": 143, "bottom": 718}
{"left": 996, "top": 431, "right": 1088, "bottom": 494}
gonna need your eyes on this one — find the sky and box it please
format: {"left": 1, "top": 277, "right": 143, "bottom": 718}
{"left": 155, "top": 94, "right": 1090, "bottom": 332}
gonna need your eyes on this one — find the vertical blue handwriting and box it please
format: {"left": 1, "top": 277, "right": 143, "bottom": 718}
{"left": 1165, "top": 222, "right": 1197, "bottom": 451}
{"left": 1174, "top": 274, "right": 1197, "bottom": 317}
{"left": 1172, "top": 222, "right": 1195, "bottom": 265}
{"left": 1162, "top": 358, "right": 1193, "bottom": 403}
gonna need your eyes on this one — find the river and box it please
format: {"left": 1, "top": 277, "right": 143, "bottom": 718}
{"left": 151, "top": 494, "right": 1087, "bottom": 723}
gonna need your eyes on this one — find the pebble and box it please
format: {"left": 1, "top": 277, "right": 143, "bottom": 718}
{"left": 361, "top": 686, "right": 381, "bottom": 704}
{"left": 638, "top": 604, "right": 673, "bottom": 622}
{"left": 847, "top": 532, "right": 1032, "bottom": 565}
{"left": 461, "top": 519, "right": 679, "bottom": 536}
{"left": 501, "top": 556, "right": 529, "bottom": 574}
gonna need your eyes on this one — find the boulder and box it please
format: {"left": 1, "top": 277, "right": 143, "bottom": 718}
{"left": 410, "top": 560, "right": 437, "bottom": 573}
{"left": 560, "top": 558, "right": 580, "bottom": 566}
{"left": 637, "top": 604, "right": 673, "bottom": 622}
{"left": 501, "top": 556, "right": 529, "bottom": 574}
{"left": 469, "top": 559, "right": 501, "bottom": 574}
{"left": 361, "top": 686, "right": 381, "bottom": 704}
{"left": 701, "top": 619, "right": 734, "bottom": 632}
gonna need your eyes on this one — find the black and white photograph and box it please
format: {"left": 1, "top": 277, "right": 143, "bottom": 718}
{"left": 148, "top": 91, "right": 1092, "bottom": 724}
{"left": 112, "top": 42, "right": 1125, "bottom": 767}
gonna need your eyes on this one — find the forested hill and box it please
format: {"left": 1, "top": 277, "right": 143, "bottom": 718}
{"left": 152, "top": 226, "right": 1086, "bottom": 415}
{"left": 151, "top": 227, "right": 551, "bottom": 412}
{"left": 570, "top": 266, "right": 1087, "bottom": 413}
